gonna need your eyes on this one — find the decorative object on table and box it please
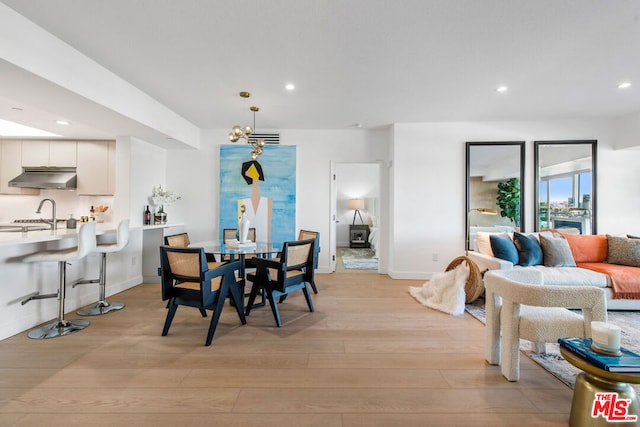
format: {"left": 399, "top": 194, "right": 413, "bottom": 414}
{"left": 144, "top": 205, "right": 151, "bottom": 225}
{"left": 227, "top": 92, "right": 266, "bottom": 161}
{"left": 150, "top": 185, "right": 181, "bottom": 224}
{"left": 155, "top": 206, "right": 167, "bottom": 224}
{"left": 349, "top": 198, "right": 365, "bottom": 224}
{"left": 590, "top": 321, "right": 622, "bottom": 355}
{"left": 93, "top": 205, "right": 109, "bottom": 223}
{"left": 66, "top": 214, "right": 77, "bottom": 229}
{"left": 238, "top": 203, "right": 250, "bottom": 243}
{"left": 559, "top": 338, "right": 640, "bottom": 372}
{"left": 445, "top": 255, "right": 483, "bottom": 303}
{"left": 408, "top": 262, "right": 469, "bottom": 316}
{"left": 465, "top": 208, "right": 497, "bottom": 256}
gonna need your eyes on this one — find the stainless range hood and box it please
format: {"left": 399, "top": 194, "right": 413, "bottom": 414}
{"left": 9, "top": 167, "right": 77, "bottom": 189}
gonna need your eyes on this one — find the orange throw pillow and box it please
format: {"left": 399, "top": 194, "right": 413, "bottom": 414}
{"left": 561, "top": 233, "right": 608, "bottom": 263}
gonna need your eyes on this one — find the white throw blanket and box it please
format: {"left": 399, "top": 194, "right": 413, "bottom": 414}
{"left": 408, "top": 264, "right": 469, "bottom": 316}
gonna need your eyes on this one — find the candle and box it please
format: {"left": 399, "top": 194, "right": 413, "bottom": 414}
{"left": 591, "top": 321, "right": 621, "bottom": 352}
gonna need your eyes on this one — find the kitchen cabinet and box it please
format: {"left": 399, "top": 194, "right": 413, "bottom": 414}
{"left": 22, "top": 140, "right": 77, "bottom": 167}
{"left": 76, "top": 140, "right": 116, "bottom": 195}
{"left": 0, "top": 140, "right": 39, "bottom": 195}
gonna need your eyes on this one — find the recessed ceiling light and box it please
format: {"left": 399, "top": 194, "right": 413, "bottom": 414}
{"left": 55, "top": 120, "right": 70, "bottom": 125}
{"left": 618, "top": 81, "right": 632, "bottom": 89}
{"left": 496, "top": 85, "right": 508, "bottom": 93}
{"left": 11, "top": 107, "right": 23, "bottom": 111}
{"left": 0, "top": 118, "right": 61, "bottom": 137}
{"left": 285, "top": 83, "right": 295, "bottom": 91}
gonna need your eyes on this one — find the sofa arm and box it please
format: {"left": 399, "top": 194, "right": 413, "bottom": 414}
{"left": 467, "top": 251, "right": 513, "bottom": 273}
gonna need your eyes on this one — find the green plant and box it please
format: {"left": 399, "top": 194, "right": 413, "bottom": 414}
{"left": 496, "top": 178, "right": 520, "bottom": 227}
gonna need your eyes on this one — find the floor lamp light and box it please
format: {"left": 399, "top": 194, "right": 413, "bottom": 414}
{"left": 349, "top": 199, "right": 365, "bottom": 224}
{"left": 466, "top": 208, "right": 498, "bottom": 256}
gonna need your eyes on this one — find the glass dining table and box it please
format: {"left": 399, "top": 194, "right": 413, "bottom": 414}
{"left": 189, "top": 240, "right": 283, "bottom": 308}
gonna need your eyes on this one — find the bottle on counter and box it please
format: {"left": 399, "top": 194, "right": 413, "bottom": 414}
{"left": 66, "top": 214, "right": 77, "bottom": 229}
{"left": 89, "top": 205, "right": 95, "bottom": 221}
{"left": 144, "top": 205, "right": 151, "bottom": 225}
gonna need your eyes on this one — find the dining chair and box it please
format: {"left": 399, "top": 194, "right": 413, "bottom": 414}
{"left": 164, "top": 232, "right": 190, "bottom": 247}
{"left": 272, "top": 230, "right": 320, "bottom": 294}
{"left": 298, "top": 230, "right": 320, "bottom": 293}
{"left": 165, "top": 232, "right": 220, "bottom": 265}
{"left": 159, "top": 246, "right": 246, "bottom": 346}
{"left": 245, "top": 238, "right": 315, "bottom": 327}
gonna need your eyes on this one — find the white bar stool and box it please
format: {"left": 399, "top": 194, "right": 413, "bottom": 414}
{"left": 76, "top": 219, "right": 130, "bottom": 316}
{"left": 22, "top": 221, "right": 97, "bottom": 339}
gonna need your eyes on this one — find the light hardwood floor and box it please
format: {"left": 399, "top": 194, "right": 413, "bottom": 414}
{"left": 0, "top": 273, "right": 572, "bottom": 426}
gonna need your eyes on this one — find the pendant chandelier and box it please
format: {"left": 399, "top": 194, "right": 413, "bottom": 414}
{"left": 228, "top": 92, "right": 266, "bottom": 160}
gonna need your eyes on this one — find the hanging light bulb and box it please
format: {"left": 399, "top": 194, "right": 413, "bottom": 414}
{"left": 228, "top": 94, "right": 266, "bottom": 160}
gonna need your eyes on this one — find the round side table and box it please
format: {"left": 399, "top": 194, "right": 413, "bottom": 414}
{"left": 560, "top": 346, "right": 640, "bottom": 427}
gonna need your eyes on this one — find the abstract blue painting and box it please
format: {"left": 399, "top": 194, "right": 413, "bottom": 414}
{"left": 219, "top": 145, "right": 296, "bottom": 243}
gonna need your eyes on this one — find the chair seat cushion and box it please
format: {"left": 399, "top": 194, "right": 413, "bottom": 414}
{"left": 23, "top": 247, "right": 83, "bottom": 263}
{"left": 267, "top": 268, "right": 303, "bottom": 280}
{"left": 175, "top": 278, "right": 221, "bottom": 292}
{"left": 519, "top": 306, "right": 585, "bottom": 342}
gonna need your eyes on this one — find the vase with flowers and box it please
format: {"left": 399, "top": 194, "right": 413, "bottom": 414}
{"left": 150, "top": 185, "right": 181, "bottom": 224}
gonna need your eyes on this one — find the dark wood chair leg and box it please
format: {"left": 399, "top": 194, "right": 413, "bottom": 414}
{"left": 228, "top": 282, "right": 247, "bottom": 325}
{"left": 162, "top": 299, "right": 179, "bottom": 336}
{"left": 245, "top": 283, "right": 260, "bottom": 316}
{"left": 265, "top": 289, "right": 282, "bottom": 327}
{"left": 302, "top": 286, "right": 315, "bottom": 312}
{"left": 205, "top": 291, "right": 228, "bottom": 346}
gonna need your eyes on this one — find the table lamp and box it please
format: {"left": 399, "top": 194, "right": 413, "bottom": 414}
{"left": 349, "top": 198, "right": 365, "bottom": 224}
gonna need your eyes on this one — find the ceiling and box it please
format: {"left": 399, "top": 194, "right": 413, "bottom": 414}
{"left": 1, "top": 0, "right": 640, "bottom": 141}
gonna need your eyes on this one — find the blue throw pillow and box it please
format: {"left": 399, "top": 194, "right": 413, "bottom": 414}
{"left": 489, "top": 234, "right": 519, "bottom": 264}
{"left": 513, "top": 232, "right": 543, "bottom": 266}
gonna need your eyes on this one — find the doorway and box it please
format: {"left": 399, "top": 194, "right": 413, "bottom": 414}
{"left": 330, "top": 162, "right": 381, "bottom": 273}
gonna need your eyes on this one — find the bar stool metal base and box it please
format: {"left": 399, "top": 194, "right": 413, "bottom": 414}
{"left": 28, "top": 319, "right": 90, "bottom": 339}
{"left": 77, "top": 301, "right": 125, "bottom": 316}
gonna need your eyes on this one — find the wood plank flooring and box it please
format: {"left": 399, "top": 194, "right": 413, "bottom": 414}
{"left": 0, "top": 273, "right": 572, "bottom": 426}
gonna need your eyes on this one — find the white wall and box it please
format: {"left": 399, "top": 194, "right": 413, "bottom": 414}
{"left": 165, "top": 128, "right": 390, "bottom": 273}
{"left": 389, "top": 119, "right": 640, "bottom": 279}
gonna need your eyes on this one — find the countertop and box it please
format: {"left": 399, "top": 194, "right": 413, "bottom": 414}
{"left": 0, "top": 222, "right": 183, "bottom": 247}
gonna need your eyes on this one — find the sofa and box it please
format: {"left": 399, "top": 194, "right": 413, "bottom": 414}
{"left": 468, "top": 230, "right": 640, "bottom": 310}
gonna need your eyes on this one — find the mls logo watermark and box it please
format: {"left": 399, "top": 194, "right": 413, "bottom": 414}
{"left": 591, "top": 392, "right": 638, "bottom": 422}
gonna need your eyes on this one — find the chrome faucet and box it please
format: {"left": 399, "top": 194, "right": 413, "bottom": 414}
{"left": 36, "top": 198, "right": 57, "bottom": 230}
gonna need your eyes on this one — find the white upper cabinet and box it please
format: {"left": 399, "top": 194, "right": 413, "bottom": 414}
{"left": 22, "top": 140, "right": 77, "bottom": 167}
{"left": 76, "top": 140, "right": 115, "bottom": 195}
{"left": 0, "top": 140, "right": 39, "bottom": 195}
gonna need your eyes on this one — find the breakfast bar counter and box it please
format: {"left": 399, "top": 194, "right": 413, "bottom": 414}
{"left": 0, "top": 221, "right": 182, "bottom": 341}
{"left": 0, "top": 222, "right": 180, "bottom": 247}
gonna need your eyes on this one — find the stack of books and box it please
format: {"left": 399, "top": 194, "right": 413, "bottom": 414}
{"left": 225, "top": 239, "right": 256, "bottom": 250}
{"left": 559, "top": 338, "right": 640, "bottom": 373}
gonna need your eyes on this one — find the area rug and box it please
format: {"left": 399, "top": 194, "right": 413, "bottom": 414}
{"left": 341, "top": 248, "right": 378, "bottom": 270}
{"left": 465, "top": 299, "right": 640, "bottom": 390}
